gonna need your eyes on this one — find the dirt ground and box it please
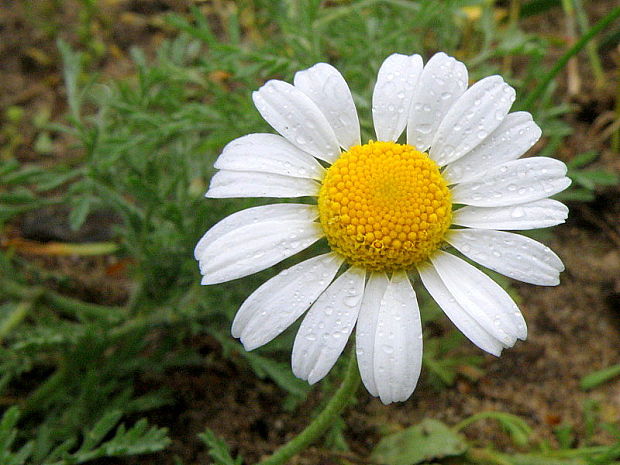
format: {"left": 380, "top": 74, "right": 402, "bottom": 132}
{"left": 1, "top": 1, "right": 619, "bottom": 464}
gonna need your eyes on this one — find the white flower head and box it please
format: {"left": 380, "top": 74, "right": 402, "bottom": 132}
{"left": 195, "top": 52, "right": 570, "bottom": 404}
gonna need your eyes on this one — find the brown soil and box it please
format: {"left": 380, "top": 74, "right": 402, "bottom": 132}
{"left": 1, "top": 1, "right": 619, "bottom": 464}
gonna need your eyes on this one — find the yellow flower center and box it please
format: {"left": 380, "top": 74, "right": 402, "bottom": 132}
{"left": 318, "top": 141, "right": 452, "bottom": 272}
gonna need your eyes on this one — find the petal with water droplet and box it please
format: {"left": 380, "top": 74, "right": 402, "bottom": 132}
{"left": 355, "top": 272, "right": 389, "bottom": 397}
{"left": 372, "top": 53, "right": 423, "bottom": 142}
{"left": 407, "top": 52, "right": 468, "bottom": 151}
{"left": 430, "top": 76, "right": 515, "bottom": 166}
{"left": 233, "top": 252, "right": 343, "bottom": 350}
{"left": 373, "top": 271, "right": 422, "bottom": 404}
{"left": 451, "top": 157, "right": 571, "bottom": 207}
{"left": 294, "top": 63, "right": 361, "bottom": 150}
{"left": 252, "top": 80, "right": 340, "bottom": 163}
{"left": 418, "top": 262, "right": 506, "bottom": 356}
{"left": 430, "top": 251, "right": 526, "bottom": 342}
{"left": 446, "top": 229, "right": 564, "bottom": 286}
{"left": 206, "top": 170, "right": 320, "bottom": 198}
{"left": 292, "top": 267, "right": 366, "bottom": 384}
{"left": 214, "top": 133, "right": 325, "bottom": 180}
{"left": 452, "top": 199, "right": 569, "bottom": 230}
{"left": 195, "top": 204, "right": 321, "bottom": 284}
{"left": 195, "top": 204, "right": 317, "bottom": 260}
{"left": 443, "top": 112, "right": 542, "bottom": 184}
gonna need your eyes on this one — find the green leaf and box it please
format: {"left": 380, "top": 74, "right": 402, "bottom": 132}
{"left": 568, "top": 150, "right": 599, "bottom": 168}
{"left": 581, "top": 363, "right": 620, "bottom": 390}
{"left": 455, "top": 411, "right": 532, "bottom": 447}
{"left": 57, "top": 39, "right": 83, "bottom": 124}
{"left": 554, "top": 424, "right": 575, "bottom": 449}
{"left": 77, "top": 410, "right": 123, "bottom": 453}
{"left": 371, "top": 419, "right": 467, "bottom": 465}
{"left": 1, "top": 166, "right": 46, "bottom": 185}
{"left": 198, "top": 428, "right": 242, "bottom": 465}
{"left": 0, "top": 159, "right": 20, "bottom": 177}
{"left": 521, "top": 0, "right": 561, "bottom": 17}
{"left": 0, "top": 407, "right": 21, "bottom": 451}
{"left": 579, "top": 170, "right": 619, "bottom": 186}
{"left": 0, "top": 407, "right": 34, "bottom": 465}
{"left": 34, "top": 132, "right": 54, "bottom": 154}
{"left": 244, "top": 351, "right": 311, "bottom": 399}
{"left": 69, "top": 195, "right": 92, "bottom": 231}
{"left": 210, "top": 331, "right": 310, "bottom": 400}
{"left": 554, "top": 188, "right": 595, "bottom": 202}
{"left": 99, "top": 419, "right": 170, "bottom": 457}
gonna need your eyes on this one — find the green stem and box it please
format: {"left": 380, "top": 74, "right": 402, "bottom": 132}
{"left": 256, "top": 352, "right": 361, "bottom": 465}
{"left": 572, "top": 0, "right": 605, "bottom": 87}
{"left": 520, "top": 6, "right": 620, "bottom": 112}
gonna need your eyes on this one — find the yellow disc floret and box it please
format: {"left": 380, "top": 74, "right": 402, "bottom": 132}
{"left": 318, "top": 141, "right": 452, "bottom": 272}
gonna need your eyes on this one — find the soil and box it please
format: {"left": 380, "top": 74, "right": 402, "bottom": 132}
{"left": 1, "top": 1, "right": 619, "bottom": 464}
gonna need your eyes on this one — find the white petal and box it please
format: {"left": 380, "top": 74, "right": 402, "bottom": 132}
{"left": 430, "top": 251, "right": 526, "bottom": 344}
{"left": 252, "top": 80, "right": 340, "bottom": 163}
{"left": 292, "top": 267, "right": 365, "bottom": 385}
{"left": 372, "top": 53, "right": 423, "bottom": 142}
{"left": 430, "top": 76, "right": 516, "bottom": 166}
{"left": 195, "top": 204, "right": 317, "bottom": 260}
{"left": 214, "top": 133, "right": 325, "bottom": 180}
{"left": 446, "top": 229, "right": 564, "bottom": 286}
{"left": 407, "top": 52, "right": 468, "bottom": 151}
{"left": 206, "top": 170, "right": 320, "bottom": 198}
{"left": 195, "top": 204, "right": 322, "bottom": 285}
{"left": 373, "top": 272, "right": 422, "bottom": 404}
{"left": 417, "top": 263, "right": 505, "bottom": 356}
{"left": 294, "top": 63, "right": 361, "bottom": 150}
{"left": 452, "top": 199, "right": 569, "bottom": 230}
{"left": 443, "top": 112, "right": 542, "bottom": 184}
{"left": 451, "top": 157, "right": 571, "bottom": 207}
{"left": 355, "top": 272, "right": 389, "bottom": 397}
{"left": 232, "top": 253, "right": 344, "bottom": 350}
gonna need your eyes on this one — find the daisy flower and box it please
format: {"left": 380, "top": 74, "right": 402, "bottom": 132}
{"left": 195, "top": 52, "right": 570, "bottom": 404}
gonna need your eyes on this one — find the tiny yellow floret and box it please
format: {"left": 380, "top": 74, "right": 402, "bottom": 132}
{"left": 318, "top": 141, "right": 452, "bottom": 271}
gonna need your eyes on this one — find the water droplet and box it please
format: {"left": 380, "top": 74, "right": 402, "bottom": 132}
{"left": 382, "top": 345, "right": 394, "bottom": 354}
{"left": 417, "top": 123, "right": 432, "bottom": 134}
{"left": 511, "top": 207, "right": 524, "bottom": 218}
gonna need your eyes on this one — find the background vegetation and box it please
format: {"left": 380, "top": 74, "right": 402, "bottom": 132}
{"left": 0, "top": 0, "right": 619, "bottom": 464}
